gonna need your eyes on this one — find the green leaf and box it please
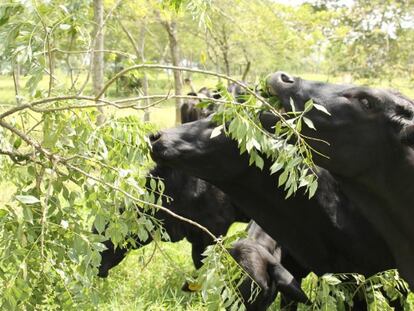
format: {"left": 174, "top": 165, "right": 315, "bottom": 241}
{"left": 269, "top": 161, "right": 283, "bottom": 175}
{"left": 304, "top": 99, "right": 314, "bottom": 112}
{"left": 285, "top": 186, "right": 294, "bottom": 199}
{"left": 255, "top": 155, "right": 264, "bottom": 170}
{"left": 92, "top": 242, "right": 107, "bottom": 252}
{"left": 15, "top": 195, "right": 40, "bottom": 204}
{"left": 13, "top": 137, "right": 22, "bottom": 149}
{"left": 308, "top": 179, "right": 318, "bottom": 198}
{"left": 289, "top": 97, "right": 296, "bottom": 112}
{"left": 303, "top": 117, "right": 316, "bottom": 130}
{"left": 210, "top": 125, "right": 224, "bottom": 138}
{"left": 59, "top": 24, "right": 71, "bottom": 30}
{"left": 0, "top": 209, "right": 8, "bottom": 218}
{"left": 157, "top": 180, "right": 165, "bottom": 194}
{"left": 323, "top": 274, "right": 342, "bottom": 286}
{"left": 150, "top": 178, "right": 157, "bottom": 191}
{"left": 278, "top": 170, "right": 289, "bottom": 187}
{"left": 94, "top": 214, "right": 106, "bottom": 234}
{"left": 22, "top": 206, "right": 33, "bottom": 224}
{"left": 313, "top": 103, "right": 331, "bottom": 116}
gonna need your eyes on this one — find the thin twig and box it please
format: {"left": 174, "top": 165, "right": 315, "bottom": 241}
{"left": 30, "top": 94, "right": 172, "bottom": 113}
{"left": 0, "top": 93, "right": 236, "bottom": 118}
{"left": 26, "top": 118, "right": 45, "bottom": 135}
{"left": 0, "top": 95, "right": 112, "bottom": 120}
{"left": 64, "top": 162, "right": 217, "bottom": 241}
{"left": 0, "top": 120, "right": 51, "bottom": 157}
{"left": 12, "top": 63, "right": 21, "bottom": 104}
{"left": 116, "top": 16, "right": 141, "bottom": 58}
{"left": 152, "top": 235, "right": 190, "bottom": 277}
{"left": 139, "top": 243, "right": 157, "bottom": 273}
{"left": 40, "top": 175, "right": 53, "bottom": 270}
{"left": 0, "top": 118, "right": 218, "bottom": 241}
{"left": 95, "top": 64, "right": 270, "bottom": 110}
{"left": 52, "top": 48, "right": 137, "bottom": 60}
{"left": 0, "top": 148, "right": 32, "bottom": 163}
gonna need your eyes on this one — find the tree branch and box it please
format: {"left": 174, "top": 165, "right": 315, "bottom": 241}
{"left": 0, "top": 91, "right": 241, "bottom": 118}
{"left": 0, "top": 148, "right": 32, "bottom": 164}
{"left": 116, "top": 16, "right": 142, "bottom": 58}
{"left": 0, "top": 118, "right": 218, "bottom": 242}
{"left": 64, "top": 162, "right": 218, "bottom": 241}
{"left": 0, "top": 120, "right": 51, "bottom": 158}
{"left": 0, "top": 95, "right": 113, "bottom": 120}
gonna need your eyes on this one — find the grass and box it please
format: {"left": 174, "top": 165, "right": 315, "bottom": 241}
{"left": 97, "top": 222, "right": 248, "bottom": 310}
{"left": 97, "top": 240, "right": 205, "bottom": 310}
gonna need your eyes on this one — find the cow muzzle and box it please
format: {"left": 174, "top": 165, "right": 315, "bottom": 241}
{"left": 266, "top": 71, "right": 296, "bottom": 97}
{"left": 149, "top": 131, "right": 162, "bottom": 144}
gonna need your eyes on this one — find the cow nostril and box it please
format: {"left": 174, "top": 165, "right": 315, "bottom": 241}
{"left": 149, "top": 131, "right": 162, "bottom": 143}
{"left": 280, "top": 73, "right": 294, "bottom": 84}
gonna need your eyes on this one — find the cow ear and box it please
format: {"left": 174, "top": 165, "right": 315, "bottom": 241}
{"left": 259, "top": 112, "right": 279, "bottom": 133}
{"left": 400, "top": 125, "right": 414, "bottom": 145}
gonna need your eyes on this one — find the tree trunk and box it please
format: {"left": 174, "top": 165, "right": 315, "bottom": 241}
{"left": 221, "top": 25, "right": 230, "bottom": 83}
{"left": 93, "top": 0, "right": 105, "bottom": 125}
{"left": 117, "top": 17, "right": 151, "bottom": 122}
{"left": 207, "top": 26, "right": 230, "bottom": 85}
{"left": 138, "top": 22, "right": 150, "bottom": 122}
{"left": 241, "top": 61, "right": 251, "bottom": 81}
{"left": 66, "top": 32, "right": 75, "bottom": 89}
{"left": 163, "top": 20, "right": 182, "bottom": 125}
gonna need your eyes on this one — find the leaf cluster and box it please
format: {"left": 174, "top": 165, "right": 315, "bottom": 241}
{"left": 300, "top": 270, "right": 413, "bottom": 310}
{"left": 0, "top": 106, "right": 166, "bottom": 309}
{"left": 208, "top": 81, "right": 320, "bottom": 199}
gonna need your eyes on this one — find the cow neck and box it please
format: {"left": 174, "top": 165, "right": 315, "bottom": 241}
{"left": 211, "top": 166, "right": 391, "bottom": 275}
{"left": 212, "top": 168, "right": 335, "bottom": 273}
{"left": 386, "top": 147, "right": 414, "bottom": 229}
{"left": 334, "top": 147, "right": 414, "bottom": 288}
{"left": 339, "top": 146, "right": 414, "bottom": 238}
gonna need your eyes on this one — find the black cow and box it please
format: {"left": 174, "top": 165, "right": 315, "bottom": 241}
{"left": 98, "top": 84, "right": 250, "bottom": 278}
{"left": 97, "top": 163, "right": 248, "bottom": 277}
{"left": 228, "top": 81, "right": 249, "bottom": 102}
{"left": 265, "top": 72, "right": 414, "bottom": 288}
{"left": 180, "top": 83, "right": 248, "bottom": 123}
{"left": 148, "top": 109, "right": 400, "bottom": 293}
{"left": 230, "top": 221, "right": 308, "bottom": 311}
{"left": 180, "top": 87, "right": 218, "bottom": 123}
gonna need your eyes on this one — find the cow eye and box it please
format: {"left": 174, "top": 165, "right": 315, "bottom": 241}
{"left": 360, "top": 98, "right": 372, "bottom": 110}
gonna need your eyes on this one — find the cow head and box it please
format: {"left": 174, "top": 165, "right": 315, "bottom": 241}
{"left": 264, "top": 72, "right": 414, "bottom": 178}
{"left": 150, "top": 116, "right": 248, "bottom": 183}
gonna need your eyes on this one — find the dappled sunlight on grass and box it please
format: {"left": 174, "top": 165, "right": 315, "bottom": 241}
{"left": 97, "top": 240, "right": 203, "bottom": 310}
{"left": 96, "top": 222, "right": 248, "bottom": 310}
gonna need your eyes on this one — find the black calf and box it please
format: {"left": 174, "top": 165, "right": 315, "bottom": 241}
{"left": 230, "top": 221, "right": 308, "bottom": 311}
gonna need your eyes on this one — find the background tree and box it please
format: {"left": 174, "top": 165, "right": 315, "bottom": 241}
{"left": 320, "top": 0, "right": 414, "bottom": 82}
{"left": 92, "top": 0, "right": 106, "bottom": 124}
